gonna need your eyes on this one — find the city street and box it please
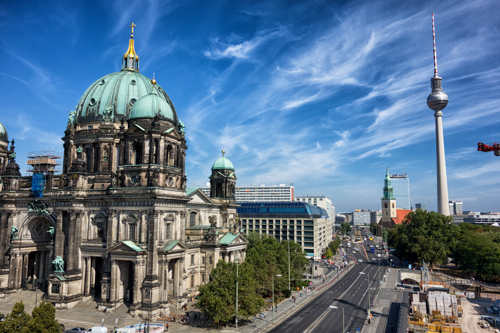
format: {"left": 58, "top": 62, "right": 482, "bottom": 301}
{"left": 268, "top": 241, "right": 388, "bottom": 333}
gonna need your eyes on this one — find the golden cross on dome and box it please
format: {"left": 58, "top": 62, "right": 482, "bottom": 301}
{"left": 130, "top": 22, "right": 136, "bottom": 35}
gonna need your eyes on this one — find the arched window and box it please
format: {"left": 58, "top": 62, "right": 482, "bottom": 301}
{"left": 190, "top": 212, "right": 197, "bottom": 227}
{"left": 384, "top": 203, "right": 388, "bottom": 209}
{"left": 392, "top": 203, "right": 395, "bottom": 209}
{"left": 134, "top": 142, "right": 142, "bottom": 165}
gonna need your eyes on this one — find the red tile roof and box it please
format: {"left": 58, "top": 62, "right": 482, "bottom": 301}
{"left": 392, "top": 209, "right": 412, "bottom": 225}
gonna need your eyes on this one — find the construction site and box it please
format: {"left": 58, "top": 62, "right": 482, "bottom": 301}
{"left": 406, "top": 280, "right": 500, "bottom": 333}
{"left": 26, "top": 149, "right": 62, "bottom": 196}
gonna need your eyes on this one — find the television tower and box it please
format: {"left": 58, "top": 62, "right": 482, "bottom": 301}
{"left": 427, "top": 13, "right": 450, "bottom": 215}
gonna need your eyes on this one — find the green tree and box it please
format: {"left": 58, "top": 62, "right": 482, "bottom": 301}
{"left": 325, "top": 248, "right": 334, "bottom": 259}
{"left": 197, "top": 260, "right": 264, "bottom": 325}
{"left": 339, "top": 222, "right": 351, "bottom": 235}
{"left": 389, "top": 210, "right": 457, "bottom": 267}
{"left": 452, "top": 224, "right": 500, "bottom": 278}
{"left": 370, "top": 223, "right": 378, "bottom": 236}
{"left": 0, "top": 301, "right": 31, "bottom": 333}
{"left": 22, "top": 301, "right": 62, "bottom": 333}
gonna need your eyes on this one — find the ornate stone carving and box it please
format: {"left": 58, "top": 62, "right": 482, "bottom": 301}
{"left": 28, "top": 200, "right": 49, "bottom": 215}
{"left": 47, "top": 226, "right": 55, "bottom": 239}
{"left": 208, "top": 215, "right": 217, "bottom": 228}
{"left": 179, "top": 211, "right": 186, "bottom": 219}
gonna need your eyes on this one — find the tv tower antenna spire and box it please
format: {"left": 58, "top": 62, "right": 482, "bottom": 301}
{"left": 427, "top": 13, "right": 450, "bottom": 216}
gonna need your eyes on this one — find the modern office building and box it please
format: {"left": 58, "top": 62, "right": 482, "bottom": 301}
{"left": 370, "top": 210, "right": 382, "bottom": 224}
{"left": 463, "top": 212, "right": 500, "bottom": 225}
{"left": 390, "top": 172, "right": 411, "bottom": 210}
{"left": 237, "top": 202, "right": 331, "bottom": 258}
{"left": 352, "top": 210, "right": 371, "bottom": 226}
{"left": 295, "top": 196, "right": 335, "bottom": 224}
{"left": 199, "top": 184, "right": 294, "bottom": 202}
{"left": 415, "top": 203, "right": 427, "bottom": 211}
{"left": 448, "top": 201, "right": 463, "bottom": 215}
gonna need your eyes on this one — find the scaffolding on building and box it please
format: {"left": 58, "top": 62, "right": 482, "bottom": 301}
{"left": 26, "top": 150, "right": 62, "bottom": 197}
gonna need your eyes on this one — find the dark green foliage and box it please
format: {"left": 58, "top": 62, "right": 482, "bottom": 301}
{"left": 0, "top": 301, "right": 31, "bottom": 333}
{"left": 198, "top": 260, "right": 264, "bottom": 325}
{"left": 327, "top": 238, "right": 341, "bottom": 256}
{"left": 199, "top": 232, "right": 309, "bottom": 324}
{"left": 282, "top": 289, "right": 291, "bottom": 298}
{"left": 370, "top": 223, "right": 378, "bottom": 236}
{"left": 452, "top": 224, "right": 500, "bottom": 278}
{"left": 339, "top": 222, "right": 351, "bottom": 235}
{"left": 388, "top": 210, "right": 456, "bottom": 267}
{"left": 23, "top": 301, "right": 62, "bottom": 333}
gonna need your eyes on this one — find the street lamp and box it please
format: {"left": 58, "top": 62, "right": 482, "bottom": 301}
{"left": 234, "top": 251, "right": 239, "bottom": 328}
{"left": 378, "top": 258, "right": 381, "bottom": 295}
{"left": 272, "top": 274, "right": 282, "bottom": 324}
{"left": 360, "top": 272, "right": 370, "bottom": 314}
{"left": 330, "top": 306, "right": 344, "bottom": 333}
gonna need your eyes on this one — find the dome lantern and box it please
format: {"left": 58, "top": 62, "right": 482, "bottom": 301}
{"left": 122, "top": 22, "right": 140, "bottom": 72}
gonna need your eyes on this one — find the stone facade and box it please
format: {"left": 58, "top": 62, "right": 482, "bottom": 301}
{"left": 0, "top": 26, "right": 247, "bottom": 319}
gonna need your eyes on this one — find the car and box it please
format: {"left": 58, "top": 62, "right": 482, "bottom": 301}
{"left": 358, "top": 258, "right": 362, "bottom": 263}
{"left": 377, "top": 254, "right": 381, "bottom": 258}
{"left": 352, "top": 250, "right": 356, "bottom": 254}
{"left": 66, "top": 328, "right": 88, "bottom": 333}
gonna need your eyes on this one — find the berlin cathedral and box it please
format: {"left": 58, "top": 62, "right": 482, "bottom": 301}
{"left": 0, "top": 24, "right": 246, "bottom": 318}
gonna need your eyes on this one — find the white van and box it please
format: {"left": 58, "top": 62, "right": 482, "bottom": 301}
{"left": 87, "top": 327, "right": 108, "bottom": 333}
{"left": 347, "top": 243, "right": 351, "bottom": 248}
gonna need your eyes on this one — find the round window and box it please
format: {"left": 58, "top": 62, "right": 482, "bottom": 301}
{"left": 130, "top": 79, "right": 136, "bottom": 85}
{"left": 129, "top": 98, "right": 137, "bottom": 106}
{"left": 89, "top": 98, "right": 97, "bottom": 106}
{"left": 99, "top": 79, "right": 105, "bottom": 85}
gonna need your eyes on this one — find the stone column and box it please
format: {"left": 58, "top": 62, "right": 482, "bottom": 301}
{"left": 180, "top": 211, "right": 186, "bottom": 241}
{"left": 84, "top": 257, "right": 91, "bottom": 295}
{"left": 164, "top": 259, "right": 170, "bottom": 302}
{"left": 54, "top": 211, "right": 64, "bottom": 258}
{"left": 38, "top": 251, "right": 45, "bottom": 281}
{"left": 107, "top": 210, "right": 117, "bottom": 249}
{"left": 110, "top": 259, "right": 118, "bottom": 302}
{"left": 179, "top": 257, "right": 185, "bottom": 296}
{"left": 90, "top": 258, "right": 96, "bottom": 290}
{"left": 0, "top": 212, "right": 7, "bottom": 263}
{"left": 66, "top": 211, "right": 78, "bottom": 272}
{"left": 173, "top": 259, "right": 179, "bottom": 298}
{"left": 132, "top": 259, "right": 141, "bottom": 305}
{"left": 140, "top": 211, "right": 147, "bottom": 244}
{"left": 158, "top": 140, "right": 165, "bottom": 166}
{"left": 8, "top": 253, "right": 21, "bottom": 289}
{"left": 119, "top": 141, "right": 125, "bottom": 166}
{"left": 74, "top": 212, "right": 83, "bottom": 271}
{"left": 146, "top": 212, "right": 159, "bottom": 278}
{"left": 22, "top": 253, "right": 29, "bottom": 283}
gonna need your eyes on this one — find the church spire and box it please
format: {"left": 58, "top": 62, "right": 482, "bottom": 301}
{"left": 383, "top": 168, "right": 395, "bottom": 200}
{"left": 122, "top": 22, "right": 140, "bottom": 72}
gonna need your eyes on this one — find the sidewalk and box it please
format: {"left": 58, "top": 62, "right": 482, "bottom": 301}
{"left": 365, "top": 266, "right": 403, "bottom": 333}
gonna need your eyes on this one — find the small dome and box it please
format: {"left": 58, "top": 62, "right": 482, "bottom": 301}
{"left": 129, "top": 87, "right": 177, "bottom": 123}
{"left": 74, "top": 71, "right": 176, "bottom": 124}
{"left": 212, "top": 156, "right": 235, "bottom": 171}
{"left": 0, "top": 121, "right": 7, "bottom": 142}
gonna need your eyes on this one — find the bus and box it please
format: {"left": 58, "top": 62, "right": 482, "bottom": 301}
{"left": 370, "top": 245, "right": 375, "bottom": 253}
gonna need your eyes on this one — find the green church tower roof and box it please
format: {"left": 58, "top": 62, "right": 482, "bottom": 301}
{"left": 382, "top": 168, "right": 395, "bottom": 200}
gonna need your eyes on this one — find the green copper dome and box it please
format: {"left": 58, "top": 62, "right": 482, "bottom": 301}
{"left": 212, "top": 156, "right": 235, "bottom": 171}
{"left": 0, "top": 121, "right": 8, "bottom": 142}
{"left": 74, "top": 71, "right": 176, "bottom": 124}
{"left": 129, "top": 85, "right": 177, "bottom": 123}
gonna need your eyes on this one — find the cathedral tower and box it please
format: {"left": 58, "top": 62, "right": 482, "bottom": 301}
{"left": 209, "top": 151, "right": 237, "bottom": 201}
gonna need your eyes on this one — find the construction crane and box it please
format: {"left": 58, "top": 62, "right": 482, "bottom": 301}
{"left": 477, "top": 142, "right": 500, "bottom": 156}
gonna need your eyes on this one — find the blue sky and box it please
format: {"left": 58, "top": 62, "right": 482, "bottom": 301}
{"left": 1, "top": 0, "right": 499, "bottom": 213}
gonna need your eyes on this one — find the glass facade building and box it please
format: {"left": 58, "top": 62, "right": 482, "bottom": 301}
{"left": 237, "top": 202, "right": 330, "bottom": 258}
{"left": 390, "top": 174, "right": 410, "bottom": 210}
